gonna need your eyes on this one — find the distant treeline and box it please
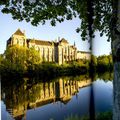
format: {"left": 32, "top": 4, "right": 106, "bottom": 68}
{"left": 0, "top": 45, "right": 113, "bottom": 78}
{"left": 90, "top": 54, "right": 113, "bottom": 72}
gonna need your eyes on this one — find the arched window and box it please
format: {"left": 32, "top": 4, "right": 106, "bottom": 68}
{"left": 23, "top": 39, "right": 26, "bottom": 46}
{"left": 16, "top": 38, "right": 19, "bottom": 44}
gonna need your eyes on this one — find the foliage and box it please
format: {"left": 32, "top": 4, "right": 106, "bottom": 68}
{"left": 0, "top": 45, "right": 41, "bottom": 78}
{"left": 98, "top": 72, "right": 113, "bottom": 81}
{"left": 27, "top": 60, "right": 89, "bottom": 78}
{"left": 96, "top": 111, "right": 112, "bottom": 120}
{"left": 0, "top": 0, "right": 115, "bottom": 78}
{"left": 90, "top": 55, "right": 97, "bottom": 73}
{"left": 0, "top": 45, "right": 113, "bottom": 78}
{"left": 91, "top": 55, "right": 97, "bottom": 67}
{"left": 97, "top": 54, "right": 113, "bottom": 72}
{"left": 65, "top": 114, "right": 89, "bottom": 120}
{"left": 0, "top": 54, "right": 4, "bottom": 66}
{"left": 1, "top": 71, "right": 113, "bottom": 113}
{"left": 26, "top": 47, "right": 41, "bottom": 70}
{"left": 64, "top": 111, "right": 112, "bottom": 120}
{"left": 0, "top": 54, "right": 4, "bottom": 63}
{"left": 4, "top": 45, "right": 27, "bottom": 70}
{"left": 88, "top": 54, "right": 113, "bottom": 73}
{"left": 0, "top": 54, "right": 4, "bottom": 73}
{"left": 0, "top": 0, "right": 112, "bottom": 41}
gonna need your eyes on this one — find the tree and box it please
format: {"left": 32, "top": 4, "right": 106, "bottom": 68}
{"left": 3, "top": 45, "right": 41, "bottom": 73}
{"left": 97, "top": 55, "right": 113, "bottom": 71}
{"left": 0, "top": 54, "right": 4, "bottom": 64}
{"left": 91, "top": 55, "right": 97, "bottom": 66}
{"left": 0, "top": 0, "right": 112, "bottom": 41}
{"left": 4, "top": 45, "right": 28, "bottom": 72}
{"left": 26, "top": 47, "right": 41, "bottom": 70}
{"left": 0, "top": 54, "right": 4, "bottom": 71}
{"left": 0, "top": 0, "right": 120, "bottom": 119}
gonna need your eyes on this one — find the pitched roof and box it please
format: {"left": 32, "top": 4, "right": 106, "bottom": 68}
{"left": 77, "top": 51, "right": 91, "bottom": 54}
{"left": 13, "top": 29, "right": 25, "bottom": 36}
{"left": 59, "top": 38, "right": 68, "bottom": 44}
{"left": 28, "top": 39, "right": 53, "bottom": 46}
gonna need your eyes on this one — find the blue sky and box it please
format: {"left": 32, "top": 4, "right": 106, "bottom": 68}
{"left": 0, "top": 11, "right": 111, "bottom": 56}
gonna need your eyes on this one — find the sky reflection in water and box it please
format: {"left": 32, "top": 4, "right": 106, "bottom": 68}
{"left": 1, "top": 73, "right": 113, "bottom": 120}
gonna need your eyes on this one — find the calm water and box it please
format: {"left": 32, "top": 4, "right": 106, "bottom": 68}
{"left": 1, "top": 73, "right": 113, "bottom": 120}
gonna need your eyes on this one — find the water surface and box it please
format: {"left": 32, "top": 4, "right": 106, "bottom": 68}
{"left": 1, "top": 73, "right": 113, "bottom": 120}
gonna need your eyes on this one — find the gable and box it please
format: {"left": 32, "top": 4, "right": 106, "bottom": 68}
{"left": 13, "top": 29, "right": 25, "bottom": 36}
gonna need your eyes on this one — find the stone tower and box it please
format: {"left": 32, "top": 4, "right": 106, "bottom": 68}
{"left": 7, "top": 29, "right": 27, "bottom": 47}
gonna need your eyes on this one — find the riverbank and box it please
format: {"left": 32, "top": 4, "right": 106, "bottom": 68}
{"left": 0, "top": 60, "right": 89, "bottom": 79}
{"left": 0, "top": 46, "right": 113, "bottom": 79}
{"left": 0, "top": 59, "right": 113, "bottom": 79}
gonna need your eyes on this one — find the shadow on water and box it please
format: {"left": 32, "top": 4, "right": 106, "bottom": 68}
{"left": 1, "top": 72, "right": 113, "bottom": 120}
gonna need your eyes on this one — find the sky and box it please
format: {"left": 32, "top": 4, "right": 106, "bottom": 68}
{"left": 0, "top": 11, "right": 111, "bottom": 56}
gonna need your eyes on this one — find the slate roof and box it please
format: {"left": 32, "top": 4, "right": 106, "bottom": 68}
{"left": 28, "top": 39, "right": 53, "bottom": 46}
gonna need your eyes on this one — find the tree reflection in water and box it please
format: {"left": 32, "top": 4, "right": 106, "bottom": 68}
{"left": 1, "top": 72, "right": 113, "bottom": 120}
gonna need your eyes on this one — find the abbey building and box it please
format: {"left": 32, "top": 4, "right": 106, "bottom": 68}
{"left": 7, "top": 29, "right": 90, "bottom": 64}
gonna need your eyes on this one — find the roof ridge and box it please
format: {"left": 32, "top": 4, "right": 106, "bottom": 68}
{"left": 28, "top": 39, "right": 53, "bottom": 46}
{"left": 28, "top": 39, "right": 52, "bottom": 42}
{"left": 13, "top": 29, "right": 25, "bottom": 36}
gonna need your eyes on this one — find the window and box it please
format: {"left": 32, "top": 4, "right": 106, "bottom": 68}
{"left": 16, "top": 39, "right": 19, "bottom": 44}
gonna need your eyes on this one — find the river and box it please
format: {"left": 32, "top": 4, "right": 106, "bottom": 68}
{"left": 1, "top": 72, "right": 113, "bottom": 120}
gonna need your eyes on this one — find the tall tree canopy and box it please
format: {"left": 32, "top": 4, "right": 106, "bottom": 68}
{"left": 0, "top": 0, "right": 112, "bottom": 41}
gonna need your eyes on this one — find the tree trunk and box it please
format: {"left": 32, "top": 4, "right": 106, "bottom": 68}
{"left": 113, "top": 63, "right": 120, "bottom": 120}
{"left": 112, "top": 0, "right": 120, "bottom": 119}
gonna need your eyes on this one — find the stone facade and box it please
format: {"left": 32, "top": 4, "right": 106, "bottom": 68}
{"left": 77, "top": 51, "right": 91, "bottom": 60}
{"left": 7, "top": 29, "right": 90, "bottom": 64}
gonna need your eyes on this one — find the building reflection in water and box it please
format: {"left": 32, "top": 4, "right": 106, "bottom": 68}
{"left": 2, "top": 75, "right": 92, "bottom": 120}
